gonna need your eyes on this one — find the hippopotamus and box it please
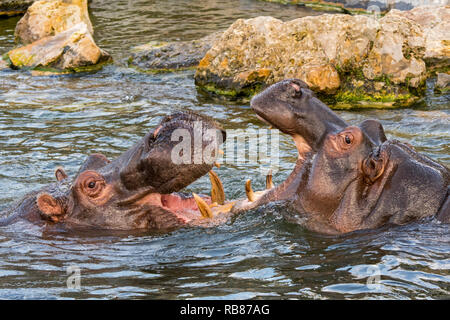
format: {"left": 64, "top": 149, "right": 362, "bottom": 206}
{"left": 0, "top": 112, "right": 232, "bottom": 231}
{"left": 230, "top": 79, "right": 449, "bottom": 234}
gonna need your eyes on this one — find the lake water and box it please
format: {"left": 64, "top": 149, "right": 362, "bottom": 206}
{"left": 0, "top": 0, "right": 448, "bottom": 299}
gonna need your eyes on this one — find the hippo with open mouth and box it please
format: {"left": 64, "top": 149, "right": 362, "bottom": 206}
{"left": 0, "top": 112, "right": 232, "bottom": 231}
{"left": 229, "top": 79, "right": 449, "bottom": 234}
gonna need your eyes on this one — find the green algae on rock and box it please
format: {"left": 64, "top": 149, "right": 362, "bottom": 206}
{"left": 195, "top": 6, "right": 449, "bottom": 108}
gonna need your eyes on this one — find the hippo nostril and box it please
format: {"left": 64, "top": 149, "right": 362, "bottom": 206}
{"left": 291, "top": 82, "right": 301, "bottom": 92}
{"left": 362, "top": 154, "right": 385, "bottom": 185}
{"left": 369, "top": 159, "right": 376, "bottom": 170}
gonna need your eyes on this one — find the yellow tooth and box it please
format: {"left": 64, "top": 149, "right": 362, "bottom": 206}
{"left": 193, "top": 193, "right": 213, "bottom": 219}
{"left": 266, "top": 170, "right": 274, "bottom": 189}
{"left": 209, "top": 170, "right": 225, "bottom": 205}
{"left": 245, "top": 179, "right": 255, "bottom": 202}
{"left": 269, "top": 126, "right": 273, "bottom": 129}
{"left": 214, "top": 162, "right": 221, "bottom": 168}
{"left": 218, "top": 149, "right": 224, "bottom": 155}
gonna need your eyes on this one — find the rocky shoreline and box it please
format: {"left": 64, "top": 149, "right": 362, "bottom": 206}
{"left": 193, "top": 5, "right": 449, "bottom": 107}
{"left": 1, "top": 1, "right": 448, "bottom": 108}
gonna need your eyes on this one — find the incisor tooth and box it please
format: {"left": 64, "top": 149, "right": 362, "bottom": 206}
{"left": 209, "top": 170, "right": 225, "bottom": 205}
{"left": 245, "top": 179, "right": 255, "bottom": 202}
{"left": 266, "top": 170, "right": 274, "bottom": 189}
{"left": 193, "top": 193, "right": 213, "bottom": 218}
{"left": 214, "top": 162, "right": 221, "bottom": 168}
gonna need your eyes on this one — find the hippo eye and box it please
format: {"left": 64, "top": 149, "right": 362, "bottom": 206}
{"left": 337, "top": 132, "right": 354, "bottom": 150}
{"left": 77, "top": 171, "right": 106, "bottom": 198}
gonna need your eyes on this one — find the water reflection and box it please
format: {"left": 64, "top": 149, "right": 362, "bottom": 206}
{"left": 0, "top": 0, "right": 448, "bottom": 299}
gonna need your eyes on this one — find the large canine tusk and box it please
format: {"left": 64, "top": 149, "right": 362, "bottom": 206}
{"left": 193, "top": 193, "right": 213, "bottom": 218}
{"left": 209, "top": 170, "right": 225, "bottom": 205}
{"left": 245, "top": 179, "right": 256, "bottom": 202}
{"left": 266, "top": 170, "right": 274, "bottom": 189}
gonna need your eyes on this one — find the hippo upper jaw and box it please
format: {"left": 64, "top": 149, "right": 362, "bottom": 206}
{"left": 250, "top": 79, "right": 347, "bottom": 155}
{"left": 117, "top": 112, "right": 226, "bottom": 193}
{"left": 230, "top": 79, "right": 349, "bottom": 214}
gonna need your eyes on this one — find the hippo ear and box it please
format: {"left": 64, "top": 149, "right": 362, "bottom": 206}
{"left": 360, "top": 120, "right": 387, "bottom": 145}
{"left": 55, "top": 167, "right": 68, "bottom": 182}
{"left": 77, "top": 153, "right": 110, "bottom": 175}
{"left": 37, "top": 193, "right": 64, "bottom": 222}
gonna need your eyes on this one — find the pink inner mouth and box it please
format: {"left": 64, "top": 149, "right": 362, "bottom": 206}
{"left": 136, "top": 192, "right": 212, "bottom": 223}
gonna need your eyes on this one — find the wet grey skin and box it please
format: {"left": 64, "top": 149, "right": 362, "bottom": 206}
{"left": 236, "top": 79, "right": 449, "bottom": 235}
{"left": 0, "top": 112, "right": 227, "bottom": 231}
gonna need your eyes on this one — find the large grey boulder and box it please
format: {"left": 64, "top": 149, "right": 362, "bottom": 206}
{"left": 128, "top": 32, "right": 221, "bottom": 72}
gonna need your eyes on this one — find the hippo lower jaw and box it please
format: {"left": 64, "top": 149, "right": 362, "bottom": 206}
{"left": 104, "top": 169, "right": 236, "bottom": 230}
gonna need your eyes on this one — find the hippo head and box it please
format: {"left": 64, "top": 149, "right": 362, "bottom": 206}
{"left": 36, "top": 112, "right": 227, "bottom": 231}
{"left": 250, "top": 79, "right": 449, "bottom": 234}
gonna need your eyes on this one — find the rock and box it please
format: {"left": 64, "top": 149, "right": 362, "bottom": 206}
{"left": 3, "top": 0, "right": 110, "bottom": 75}
{"left": 6, "top": 23, "right": 111, "bottom": 74}
{"left": 386, "top": 6, "right": 450, "bottom": 68}
{"left": 0, "top": 0, "right": 36, "bottom": 16}
{"left": 195, "top": 8, "right": 446, "bottom": 106}
{"left": 128, "top": 32, "right": 221, "bottom": 72}
{"left": 261, "top": 0, "right": 442, "bottom": 14}
{"left": 15, "top": 0, "right": 93, "bottom": 45}
{"left": 361, "top": 13, "right": 426, "bottom": 85}
{"left": 435, "top": 72, "right": 450, "bottom": 92}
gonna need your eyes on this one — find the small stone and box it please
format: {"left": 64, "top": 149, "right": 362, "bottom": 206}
{"left": 435, "top": 73, "right": 450, "bottom": 92}
{"left": 373, "top": 82, "right": 385, "bottom": 91}
{"left": 353, "top": 80, "right": 365, "bottom": 88}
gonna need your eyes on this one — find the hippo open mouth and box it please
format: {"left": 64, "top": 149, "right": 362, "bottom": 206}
{"left": 32, "top": 112, "right": 232, "bottom": 230}
{"left": 233, "top": 79, "right": 449, "bottom": 234}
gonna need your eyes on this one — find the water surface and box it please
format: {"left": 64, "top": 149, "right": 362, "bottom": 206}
{"left": 0, "top": 0, "right": 448, "bottom": 299}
